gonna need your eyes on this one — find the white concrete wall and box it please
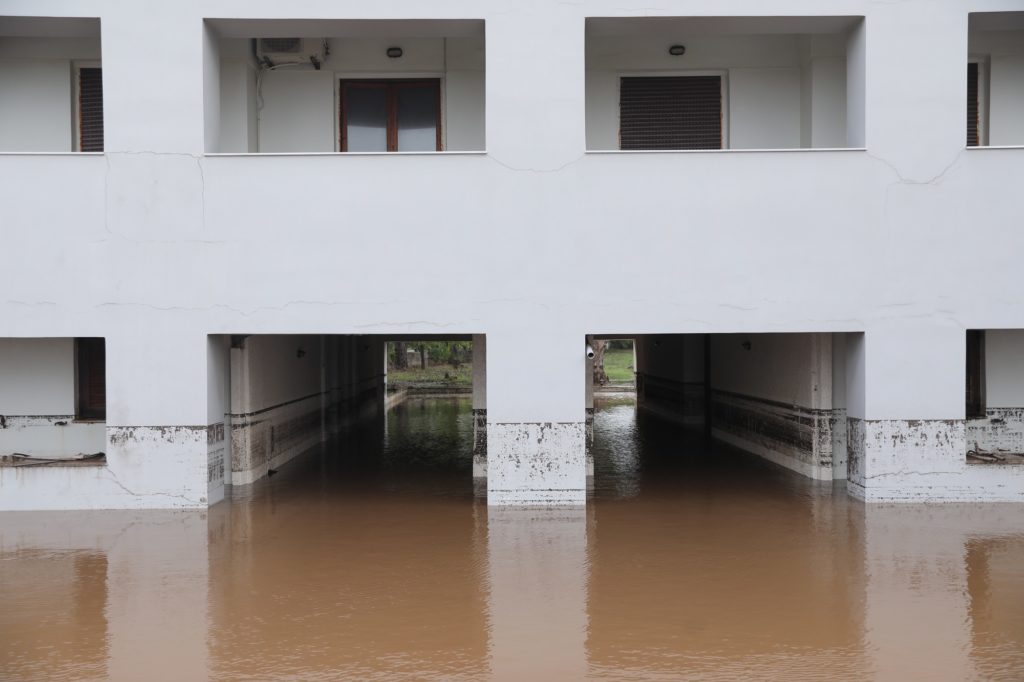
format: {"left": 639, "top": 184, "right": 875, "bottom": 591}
{"left": 0, "top": 37, "right": 101, "bottom": 151}
{"left": 0, "top": 338, "right": 77, "bottom": 415}
{"left": 206, "top": 335, "right": 230, "bottom": 504}
{"left": 984, "top": 330, "right": 1024, "bottom": 406}
{"left": 2, "top": 2, "right": 1024, "bottom": 508}
{"left": 710, "top": 333, "right": 830, "bottom": 408}
{"left": 708, "top": 333, "right": 835, "bottom": 479}
{"left": 244, "top": 335, "right": 321, "bottom": 412}
{"left": 229, "top": 334, "right": 323, "bottom": 484}
{"left": 215, "top": 34, "right": 485, "bottom": 153}
{"left": 586, "top": 32, "right": 848, "bottom": 150}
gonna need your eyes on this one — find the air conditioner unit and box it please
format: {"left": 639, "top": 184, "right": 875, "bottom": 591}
{"left": 257, "top": 38, "right": 327, "bottom": 69}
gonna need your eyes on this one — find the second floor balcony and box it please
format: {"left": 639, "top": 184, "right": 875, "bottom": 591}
{"left": 205, "top": 19, "right": 485, "bottom": 154}
{"left": 585, "top": 16, "right": 866, "bottom": 152}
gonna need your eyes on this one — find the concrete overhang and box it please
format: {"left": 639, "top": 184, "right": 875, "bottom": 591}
{"left": 586, "top": 16, "right": 863, "bottom": 38}
{"left": 206, "top": 18, "right": 484, "bottom": 40}
{"left": 0, "top": 16, "right": 99, "bottom": 37}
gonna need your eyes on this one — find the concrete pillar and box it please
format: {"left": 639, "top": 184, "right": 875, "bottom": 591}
{"left": 472, "top": 334, "right": 487, "bottom": 479}
{"left": 105, "top": 327, "right": 209, "bottom": 507}
{"left": 846, "top": 325, "right": 970, "bottom": 501}
{"left": 487, "top": 333, "right": 586, "bottom": 505}
{"left": 584, "top": 340, "right": 594, "bottom": 477}
{"left": 831, "top": 333, "right": 849, "bottom": 480}
{"left": 102, "top": 5, "right": 205, "bottom": 154}
{"left": 862, "top": 4, "right": 966, "bottom": 172}
{"left": 206, "top": 335, "right": 230, "bottom": 505}
{"left": 486, "top": 6, "right": 584, "bottom": 170}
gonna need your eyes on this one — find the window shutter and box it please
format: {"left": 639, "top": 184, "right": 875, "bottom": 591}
{"left": 967, "top": 63, "right": 979, "bottom": 147}
{"left": 79, "top": 68, "right": 104, "bottom": 152}
{"left": 619, "top": 76, "right": 723, "bottom": 150}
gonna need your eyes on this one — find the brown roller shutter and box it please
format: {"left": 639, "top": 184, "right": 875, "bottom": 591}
{"left": 76, "top": 338, "right": 106, "bottom": 420}
{"left": 967, "top": 63, "right": 980, "bottom": 147}
{"left": 79, "top": 67, "right": 104, "bottom": 152}
{"left": 619, "top": 76, "right": 723, "bottom": 150}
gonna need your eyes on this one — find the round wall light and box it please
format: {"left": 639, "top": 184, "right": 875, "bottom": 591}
{"left": 668, "top": 44, "right": 686, "bottom": 56}
{"left": 386, "top": 46, "right": 404, "bottom": 58}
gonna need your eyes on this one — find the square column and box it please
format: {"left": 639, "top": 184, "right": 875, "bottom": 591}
{"left": 104, "top": 327, "right": 210, "bottom": 508}
{"left": 487, "top": 333, "right": 586, "bottom": 505}
{"left": 472, "top": 333, "right": 488, "bottom": 478}
{"left": 486, "top": 10, "right": 585, "bottom": 170}
{"left": 846, "top": 325, "right": 970, "bottom": 502}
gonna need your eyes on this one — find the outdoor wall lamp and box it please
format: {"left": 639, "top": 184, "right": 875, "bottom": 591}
{"left": 386, "top": 46, "right": 403, "bottom": 58}
{"left": 586, "top": 344, "right": 595, "bottom": 359}
{"left": 668, "top": 44, "right": 686, "bottom": 56}
{"left": 742, "top": 341, "right": 752, "bottom": 351}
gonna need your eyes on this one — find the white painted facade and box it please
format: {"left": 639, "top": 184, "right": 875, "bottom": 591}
{"left": 1, "top": 1, "right": 1024, "bottom": 509}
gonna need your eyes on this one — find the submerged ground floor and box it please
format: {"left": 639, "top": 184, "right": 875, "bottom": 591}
{"left": 2, "top": 394, "right": 1023, "bottom": 680}
{"left": 2, "top": 329, "right": 1024, "bottom": 510}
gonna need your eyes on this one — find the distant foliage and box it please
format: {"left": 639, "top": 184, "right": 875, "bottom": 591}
{"left": 388, "top": 341, "right": 473, "bottom": 368}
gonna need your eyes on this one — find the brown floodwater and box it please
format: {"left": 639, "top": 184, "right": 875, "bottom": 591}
{"left": 2, "top": 395, "right": 1023, "bottom": 681}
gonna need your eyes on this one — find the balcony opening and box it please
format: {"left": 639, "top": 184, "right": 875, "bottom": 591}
{"left": 967, "top": 13, "right": 1024, "bottom": 147}
{"left": 203, "top": 19, "right": 485, "bottom": 153}
{"left": 586, "top": 332, "right": 853, "bottom": 498}
{"left": 206, "top": 334, "right": 485, "bottom": 503}
{"left": 0, "top": 338, "right": 106, "bottom": 466}
{"left": 966, "top": 329, "right": 1024, "bottom": 466}
{"left": 0, "top": 17, "right": 103, "bottom": 152}
{"left": 585, "top": 16, "right": 865, "bottom": 151}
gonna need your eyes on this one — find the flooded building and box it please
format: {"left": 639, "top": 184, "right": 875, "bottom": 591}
{"left": 2, "top": 2, "right": 1024, "bottom": 510}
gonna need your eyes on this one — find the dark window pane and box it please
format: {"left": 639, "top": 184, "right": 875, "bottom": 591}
{"left": 345, "top": 86, "right": 387, "bottom": 152}
{"left": 396, "top": 85, "right": 439, "bottom": 152}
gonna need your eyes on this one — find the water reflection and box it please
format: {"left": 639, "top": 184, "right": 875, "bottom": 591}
{"left": 487, "top": 507, "right": 589, "bottom": 680}
{"left": 1, "top": 395, "right": 1023, "bottom": 680}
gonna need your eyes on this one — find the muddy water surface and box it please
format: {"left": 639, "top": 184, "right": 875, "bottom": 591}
{"left": 2, "top": 395, "right": 1023, "bottom": 681}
